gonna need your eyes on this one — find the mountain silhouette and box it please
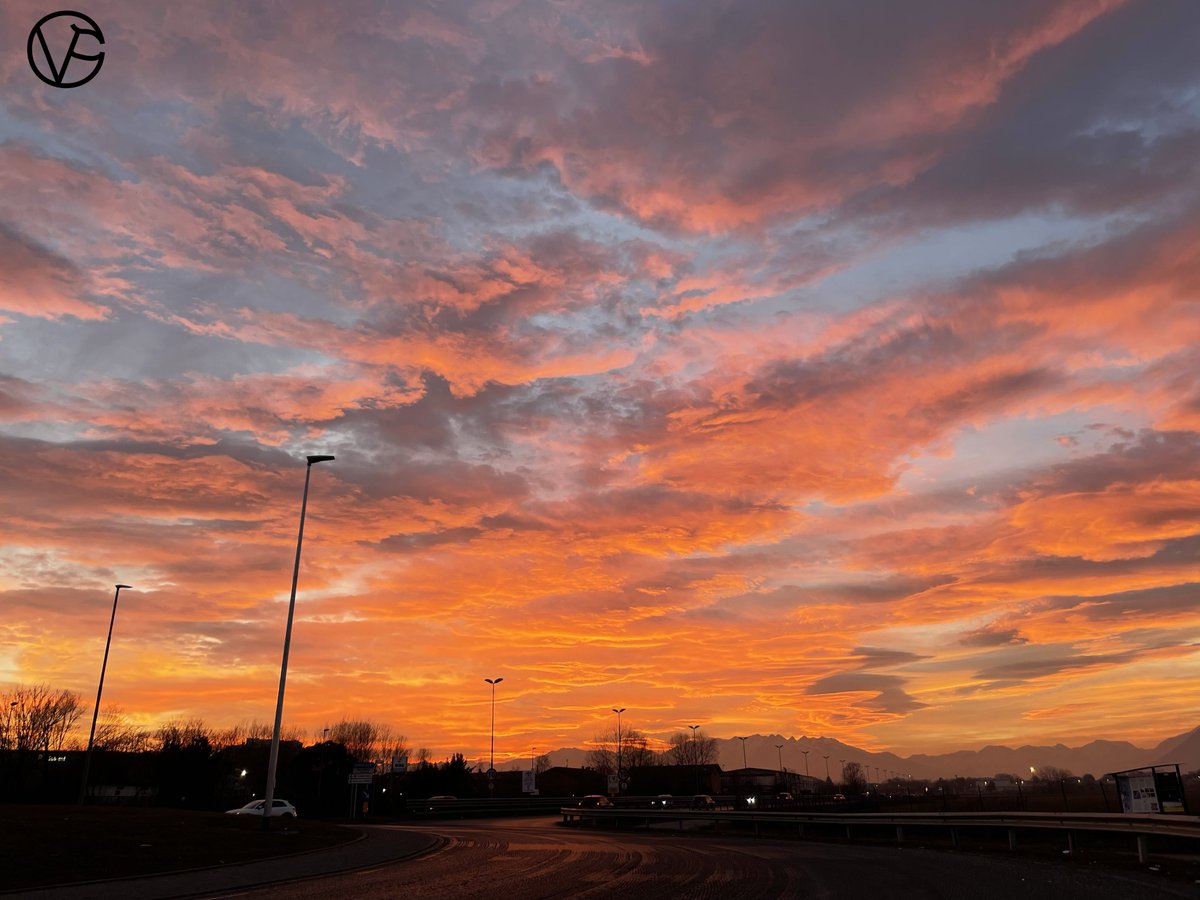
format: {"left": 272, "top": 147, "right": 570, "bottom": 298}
{"left": 535, "top": 726, "right": 1199, "bottom": 780}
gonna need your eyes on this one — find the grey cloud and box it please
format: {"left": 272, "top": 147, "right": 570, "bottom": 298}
{"left": 959, "top": 625, "right": 1028, "bottom": 648}
{"left": 805, "top": 672, "right": 926, "bottom": 714}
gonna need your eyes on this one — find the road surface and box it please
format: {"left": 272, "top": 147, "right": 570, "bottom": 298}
{"left": 226, "top": 816, "right": 1196, "bottom": 899}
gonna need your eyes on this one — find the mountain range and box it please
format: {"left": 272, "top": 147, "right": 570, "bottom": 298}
{"left": 533, "top": 726, "right": 1200, "bottom": 780}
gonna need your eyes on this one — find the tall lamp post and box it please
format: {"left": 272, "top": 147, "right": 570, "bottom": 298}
{"left": 736, "top": 735, "right": 749, "bottom": 769}
{"left": 263, "top": 453, "right": 334, "bottom": 831}
{"left": 79, "top": 583, "right": 132, "bottom": 805}
{"left": 801, "top": 749, "right": 810, "bottom": 777}
{"left": 688, "top": 724, "right": 701, "bottom": 791}
{"left": 824, "top": 755, "right": 831, "bottom": 781}
{"left": 612, "top": 707, "right": 625, "bottom": 794}
{"left": 485, "top": 677, "right": 504, "bottom": 796}
{"left": 775, "top": 743, "right": 785, "bottom": 773}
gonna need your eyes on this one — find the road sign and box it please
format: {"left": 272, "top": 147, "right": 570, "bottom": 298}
{"left": 607, "top": 774, "right": 618, "bottom": 793}
{"left": 391, "top": 755, "right": 408, "bottom": 773}
{"left": 522, "top": 770, "right": 536, "bottom": 793}
{"left": 349, "top": 762, "right": 376, "bottom": 784}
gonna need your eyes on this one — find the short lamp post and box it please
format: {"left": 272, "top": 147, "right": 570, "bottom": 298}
{"left": 263, "top": 454, "right": 334, "bottom": 831}
{"left": 79, "top": 583, "right": 132, "bottom": 805}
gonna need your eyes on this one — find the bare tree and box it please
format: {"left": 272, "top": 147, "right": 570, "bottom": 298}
{"left": 665, "top": 730, "right": 719, "bottom": 766}
{"left": 2, "top": 684, "right": 83, "bottom": 752}
{"left": 155, "top": 718, "right": 214, "bottom": 751}
{"left": 534, "top": 752, "right": 553, "bottom": 774}
{"left": 93, "top": 706, "right": 151, "bottom": 752}
{"left": 587, "top": 727, "right": 654, "bottom": 774}
{"left": 327, "top": 719, "right": 406, "bottom": 762}
{"left": 841, "top": 761, "right": 866, "bottom": 794}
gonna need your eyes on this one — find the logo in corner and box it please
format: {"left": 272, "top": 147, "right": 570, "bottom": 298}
{"left": 28, "top": 10, "right": 105, "bottom": 88}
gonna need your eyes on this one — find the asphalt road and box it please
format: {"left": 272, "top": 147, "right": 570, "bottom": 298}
{"left": 223, "top": 817, "right": 1197, "bottom": 900}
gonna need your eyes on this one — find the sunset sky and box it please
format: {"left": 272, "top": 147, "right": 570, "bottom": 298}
{"left": 1, "top": 0, "right": 1198, "bottom": 765}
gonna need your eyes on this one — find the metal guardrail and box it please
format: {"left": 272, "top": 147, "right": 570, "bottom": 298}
{"left": 559, "top": 806, "right": 1200, "bottom": 864}
{"left": 407, "top": 796, "right": 579, "bottom": 817}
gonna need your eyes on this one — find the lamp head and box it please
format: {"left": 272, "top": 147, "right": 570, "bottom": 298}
{"left": 307, "top": 454, "right": 336, "bottom": 465}
{"left": 115, "top": 583, "right": 132, "bottom": 590}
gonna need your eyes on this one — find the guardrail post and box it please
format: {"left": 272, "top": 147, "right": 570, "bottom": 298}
{"left": 1007, "top": 828, "right": 1017, "bottom": 851}
{"left": 1136, "top": 834, "right": 1149, "bottom": 865}
{"left": 950, "top": 827, "right": 959, "bottom": 849}
{"left": 1066, "top": 832, "right": 1075, "bottom": 857}
{"left": 845, "top": 824, "right": 853, "bottom": 841}
{"left": 895, "top": 825, "right": 904, "bottom": 844}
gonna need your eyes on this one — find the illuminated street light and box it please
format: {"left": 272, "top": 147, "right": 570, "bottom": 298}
{"left": 486, "top": 677, "right": 504, "bottom": 796}
{"left": 79, "top": 583, "right": 132, "bottom": 805}
{"left": 263, "top": 454, "right": 334, "bottom": 831}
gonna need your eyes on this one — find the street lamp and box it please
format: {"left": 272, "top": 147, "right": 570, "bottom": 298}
{"left": 263, "top": 453, "right": 334, "bottom": 830}
{"left": 735, "top": 735, "right": 749, "bottom": 769}
{"left": 801, "top": 749, "right": 810, "bottom": 777}
{"left": 318, "top": 727, "right": 330, "bottom": 813}
{"left": 612, "top": 708, "right": 626, "bottom": 794}
{"left": 79, "top": 583, "right": 132, "bottom": 805}
{"left": 486, "top": 677, "right": 504, "bottom": 795}
{"left": 824, "top": 755, "right": 830, "bottom": 781}
{"left": 775, "top": 743, "right": 785, "bottom": 773}
{"left": 688, "top": 724, "right": 701, "bottom": 791}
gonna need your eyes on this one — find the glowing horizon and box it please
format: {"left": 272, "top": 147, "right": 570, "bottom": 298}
{"left": 1, "top": 0, "right": 1199, "bottom": 764}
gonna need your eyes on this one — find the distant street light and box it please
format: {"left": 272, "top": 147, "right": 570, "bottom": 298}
{"left": 775, "top": 743, "right": 785, "bottom": 774}
{"left": 612, "top": 708, "right": 626, "bottom": 794}
{"left": 486, "top": 677, "right": 504, "bottom": 796}
{"left": 824, "top": 755, "right": 830, "bottom": 781}
{"left": 79, "top": 583, "right": 132, "bottom": 805}
{"left": 688, "top": 724, "right": 701, "bottom": 791}
{"left": 736, "top": 735, "right": 749, "bottom": 769}
{"left": 801, "top": 749, "right": 810, "bottom": 777}
{"left": 263, "top": 453, "right": 334, "bottom": 831}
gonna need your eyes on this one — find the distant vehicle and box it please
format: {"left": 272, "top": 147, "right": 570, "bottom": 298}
{"left": 225, "top": 799, "right": 297, "bottom": 818}
{"left": 776, "top": 793, "right": 794, "bottom": 802}
{"left": 832, "top": 793, "right": 847, "bottom": 802}
{"left": 691, "top": 794, "right": 717, "bottom": 810}
{"left": 577, "top": 794, "right": 613, "bottom": 808}
{"left": 651, "top": 794, "right": 674, "bottom": 808}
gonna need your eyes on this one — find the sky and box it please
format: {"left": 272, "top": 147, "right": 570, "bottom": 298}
{"left": 1, "top": 0, "right": 1198, "bottom": 764}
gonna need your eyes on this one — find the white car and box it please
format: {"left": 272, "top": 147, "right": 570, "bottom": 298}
{"left": 225, "top": 799, "right": 298, "bottom": 818}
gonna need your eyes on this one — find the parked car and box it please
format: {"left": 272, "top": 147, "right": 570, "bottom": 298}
{"left": 691, "top": 794, "right": 717, "bottom": 810}
{"left": 225, "top": 799, "right": 297, "bottom": 818}
{"left": 577, "top": 794, "right": 613, "bottom": 808}
{"left": 651, "top": 794, "right": 674, "bottom": 808}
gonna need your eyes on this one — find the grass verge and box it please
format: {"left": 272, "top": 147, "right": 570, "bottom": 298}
{"left": 0, "top": 805, "right": 361, "bottom": 891}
